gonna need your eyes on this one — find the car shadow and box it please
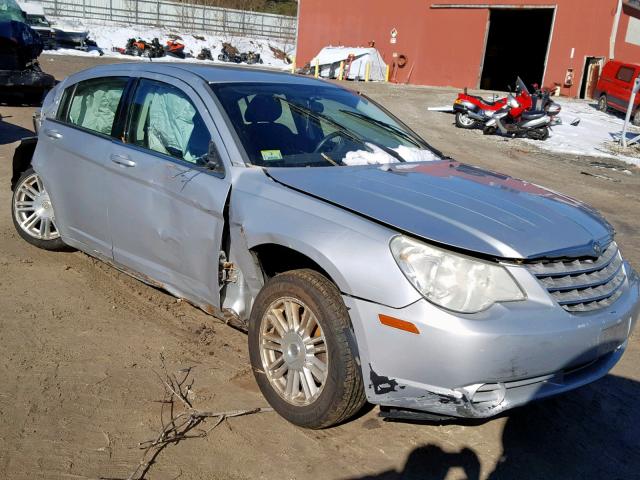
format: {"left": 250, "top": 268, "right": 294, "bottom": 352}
{"left": 345, "top": 373, "right": 640, "bottom": 480}
{"left": 0, "top": 116, "right": 33, "bottom": 145}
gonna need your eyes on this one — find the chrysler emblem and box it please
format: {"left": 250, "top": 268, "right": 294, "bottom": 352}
{"left": 593, "top": 242, "right": 602, "bottom": 256}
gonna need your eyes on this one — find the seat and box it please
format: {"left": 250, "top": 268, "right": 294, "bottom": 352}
{"left": 521, "top": 110, "right": 546, "bottom": 120}
{"left": 243, "top": 95, "right": 297, "bottom": 162}
{"left": 469, "top": 94, "right": 498, "bottom": 106}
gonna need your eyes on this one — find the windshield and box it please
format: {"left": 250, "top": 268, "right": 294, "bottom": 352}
{"left": 516, "top": 77, "right": 529, "bottom": 95}
{"left": 0, "top": 0, "right": 26, "bottom": 22}
{"left": 210, "top": 82, "right": 441, "bottom": 167}
{"left": 27, "top": 14, "right": 49, "bottom": 26}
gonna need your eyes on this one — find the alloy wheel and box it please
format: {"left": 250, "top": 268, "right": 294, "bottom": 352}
{"left": 13, "top": 172, "right": 59, "bottom": 241}
{"left": 259, "top": 297, "right": 328, "bottom": 406}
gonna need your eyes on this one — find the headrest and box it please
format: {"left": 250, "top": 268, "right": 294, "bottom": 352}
{"left": 244, "top": 94, "right": 282, "bottom": 123}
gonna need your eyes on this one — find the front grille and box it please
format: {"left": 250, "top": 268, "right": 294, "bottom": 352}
{"left": 526, "top": 242, "right": 626, "bottom": 313}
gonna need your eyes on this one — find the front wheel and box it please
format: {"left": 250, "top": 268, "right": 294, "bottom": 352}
{"left": 248, "top": 269, "right": 366, "bottom": 429}
{"left": 455, "top": 111, "right": 477, "bottom": 129}
{"left": 11, "top": 168, "right": 68, "bottom": 251}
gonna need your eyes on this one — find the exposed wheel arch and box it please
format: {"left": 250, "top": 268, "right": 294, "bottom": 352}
{"left": 251, "top": 243, "right": 336, "bottom": 285}
{"left": 11, "top": 136, "right": 38, "bottom": 191}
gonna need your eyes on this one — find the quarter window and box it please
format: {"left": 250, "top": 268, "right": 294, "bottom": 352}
{"left": 66, "top": 77, "right": 128, "bottom": 135}
{"left": 616, "top": 66, "right": 635, "bottom": 83}
{"left": 127, "top": 79, "right": 211, "bottom": 165}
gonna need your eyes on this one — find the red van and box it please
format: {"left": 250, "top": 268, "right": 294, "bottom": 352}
{"left": 594, "top": 60, "right": 640, "bottom": 124}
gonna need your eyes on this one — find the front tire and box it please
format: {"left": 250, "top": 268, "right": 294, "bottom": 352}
{"left": 455, "top": 111, "right": 477, "bottom": 129}
{"left": 248, "top": 269, "right": 366, "bottom": 429}
{"left": 11, "top": 168, "right": 68, "bottom": 251}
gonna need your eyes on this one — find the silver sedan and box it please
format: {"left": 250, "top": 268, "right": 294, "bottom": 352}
{"left": 11, "top": 63, "right": 640, "bottom": 428}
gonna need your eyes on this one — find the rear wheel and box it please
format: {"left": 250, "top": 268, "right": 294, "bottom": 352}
{"left": 598, "top": 94, "right": 608, "bottom": 112}
{"left": 248, "top": 269, "right": 366, "bottom": 429}
{"left": 455, "top": 111, "right": 477, "bottom": 129}
{"left": 632, "top": 109, "right": 640, "bottom": 127}
{"left": 11, "top": 168, "right": 68, "bottom": 251}
{"left": 527, "top": 126, "right": 549, "bottom": 141}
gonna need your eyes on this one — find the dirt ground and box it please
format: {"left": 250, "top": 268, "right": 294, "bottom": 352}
{"left": 0, "top": 55, "right": 639, "bottom": 480}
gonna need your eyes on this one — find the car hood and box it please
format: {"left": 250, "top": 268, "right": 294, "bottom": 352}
{"left": 266, "top": 161, "right": 614, "bottom": 260}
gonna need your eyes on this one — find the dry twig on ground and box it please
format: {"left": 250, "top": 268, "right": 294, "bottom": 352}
{"left": 102, "top": 354, "right": 272, "bottom": 480}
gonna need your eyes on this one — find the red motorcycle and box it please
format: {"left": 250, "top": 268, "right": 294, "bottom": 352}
{"left": 453, "top": 77, "right": 533, "bottom": 129}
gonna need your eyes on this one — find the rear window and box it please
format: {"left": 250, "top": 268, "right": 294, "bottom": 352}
{"left": 62, "top": 77, "right": 128, "bottom": 136}
{"left": 616, "top": 66, "right": 635, "bottom": 83}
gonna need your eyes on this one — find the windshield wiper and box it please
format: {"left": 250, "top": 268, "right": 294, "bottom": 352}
{"left": 338, "top": 109, "right": 424, "bottom": 148}
{"left": 278, "top": 98, "right": 366, "bottom": 146}
{"left": 278, "top": 98, "right": 406, "bottom": 162}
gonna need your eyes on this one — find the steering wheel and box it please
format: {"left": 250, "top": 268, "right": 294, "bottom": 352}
{"left": 313, "top": 131, "right": 345, "bottom": 153}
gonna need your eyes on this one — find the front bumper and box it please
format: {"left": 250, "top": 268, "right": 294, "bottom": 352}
{"left": 344, "top": 263, "right": 640, "bottom": 419}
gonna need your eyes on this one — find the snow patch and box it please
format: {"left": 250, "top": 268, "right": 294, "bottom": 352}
{"left": 44, "top": 18, "right": 293, "bottom": 69}
{"left": 526, "top": 98, "right": 640, "bottom": 167}
{"left": 341, "top": 143, "right": 440, "bottom": 166}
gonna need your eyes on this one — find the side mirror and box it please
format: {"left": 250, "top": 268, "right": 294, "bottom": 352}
{"left": 205, "top": 140, "right": 225, "bottom": 174}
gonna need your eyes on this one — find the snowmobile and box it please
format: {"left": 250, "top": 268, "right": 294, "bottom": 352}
{"left": 0, "top": 0, "right": 55, "bottom": 104}
{"left": 165, "top": 39, "right": 186, "bottom": 59}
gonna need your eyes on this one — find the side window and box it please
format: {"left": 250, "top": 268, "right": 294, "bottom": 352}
{"left": 56, "top": 85, "right": 74, "bottom": 121}
{"left": 127, "top": 79, "right": 211, "bottom": 165}
{"left": 65, "top": 77, "right": 128, "bottom": 135}
{"left": 616, "top": 66, "right": 635, "bottom": 83}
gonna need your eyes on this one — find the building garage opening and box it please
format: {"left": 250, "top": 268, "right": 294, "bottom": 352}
{"left": 480, "top": 8, "right": 554, "bottom": 91}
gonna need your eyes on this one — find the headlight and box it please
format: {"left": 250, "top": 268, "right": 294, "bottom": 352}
{"left": 390, "top": 235, "right": 525, "bottom": 313}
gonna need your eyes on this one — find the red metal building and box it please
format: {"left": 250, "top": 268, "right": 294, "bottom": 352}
{"left": 296, "top": 0, "right": 640, "bottom": 97}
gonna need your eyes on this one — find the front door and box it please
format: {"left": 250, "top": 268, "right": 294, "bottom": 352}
{"left": 105, "top": 75, "right": 231, "bottom": 307}
{"left": 34, "top": 76, "right": 129, "bottom": 257}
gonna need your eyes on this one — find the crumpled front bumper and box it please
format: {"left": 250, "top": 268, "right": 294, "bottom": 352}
{"left": 344, "top": 263, "right": 640, "bottom": 419}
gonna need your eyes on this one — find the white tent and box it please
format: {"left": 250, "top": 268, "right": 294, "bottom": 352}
{"left": 310, "top": 47, "right": 387, "bottom": 82}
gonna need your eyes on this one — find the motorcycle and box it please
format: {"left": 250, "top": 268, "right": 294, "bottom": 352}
{"left": 218, "top": 43, "right": 242, "bottom": 63}
{"left": 453, "top": 77, "right": 533, "bottom": 129}
{"left": 197, "top": 47, "right": 213, "bottom": 61}
{"left": 240, "top": 51, "right": 263, "bottom": 64}
{"left": 482, "top": 92, "right": 552, "bottom": 140}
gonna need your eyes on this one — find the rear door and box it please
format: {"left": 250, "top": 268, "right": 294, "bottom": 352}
{"left": 610, "top": 64, "right": 636, "bottom": 112}
{"left": 33, "top": 75, "right": 130, "bottom": 257}
{"left": 105, "top": 74, "right": 231, "bottom": 307}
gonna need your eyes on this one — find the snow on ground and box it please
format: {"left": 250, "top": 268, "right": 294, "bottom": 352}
{"left": 527, "top": 97, "right": 640, "bottom": 167}
{"left": 44, "top": 18, "right": 293, "bottom": 70}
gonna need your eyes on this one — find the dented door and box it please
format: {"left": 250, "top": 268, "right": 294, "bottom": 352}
{"left": 106, "top": 75, "right": 230, "bottom": 308}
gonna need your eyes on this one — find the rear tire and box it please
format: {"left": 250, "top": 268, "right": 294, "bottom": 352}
{"left": 527, "top": 126, "right": 550, "bottom": 141}
{"left": 598, "top": 94, "right": 608, "bottom": 112}
{"left": 633, "top": 109, "right": 640, "bottom": 127}
{"left": 455, "top": 111, "right": 477, "bottom": 129}
{"left": 248, "top": 269, "right": 366, "bottom": 429}
{"left": 11, "top": 168, "right": 69, "bottom": 251}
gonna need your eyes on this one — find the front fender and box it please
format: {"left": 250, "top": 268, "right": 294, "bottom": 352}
{"left": 229, "top": 168, "right": 422, "bottom": 309}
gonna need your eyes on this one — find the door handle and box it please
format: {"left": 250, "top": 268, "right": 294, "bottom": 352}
{"left": 45, "top": 129, "right": 62, "bottom": 140}
{"left": 110, "top": 154, "right": 136, "bottom": 167}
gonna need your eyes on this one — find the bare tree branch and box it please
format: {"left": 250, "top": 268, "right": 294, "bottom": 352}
{"left": 101, "top": 356, "right": 273, "bottom": 480}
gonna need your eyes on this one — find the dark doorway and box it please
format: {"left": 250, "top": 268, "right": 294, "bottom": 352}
{"left": 480, "top": 8, "right": 554, "bottom": 91}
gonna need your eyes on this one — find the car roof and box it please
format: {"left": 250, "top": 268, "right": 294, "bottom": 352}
{"left": 78, "top": 62, "right": 340, "bottom": 88}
